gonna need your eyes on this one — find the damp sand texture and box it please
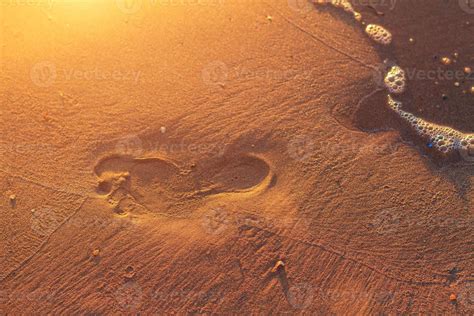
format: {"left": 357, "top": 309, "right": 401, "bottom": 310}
{"left": 0, "top": 1, "right": 473, "bottom": 314}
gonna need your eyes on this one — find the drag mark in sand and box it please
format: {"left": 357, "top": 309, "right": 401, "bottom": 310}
{"left": 0, "top": 152, "right": 273, "bottom": 282}
{"left": 0, "top": 196, "right": 89, "bottom": 283}
{"left": 265, "top": 0, "right": 376, "bottom": 71}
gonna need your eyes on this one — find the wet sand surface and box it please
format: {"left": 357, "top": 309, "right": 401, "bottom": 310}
{"left": 0, "top": 0, "right": 473, "bottom": 314}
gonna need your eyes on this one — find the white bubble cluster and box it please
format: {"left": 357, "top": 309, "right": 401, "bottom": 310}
{"left": 365, "top": 24, "right": 392, "bottom": 45}
{"left": 314, "top": 3, "right": 391, "bottom": 43}
{"left": 388, "top": 95, "right": 473, "bottom": 155}
{"left": 384, "top": 66, "right": 406, "bottom": 94}
{"left": 387, "top": 95, "right": 402, "bottom": 111}
{"left": 314, "top": 0, "right": 362, "bottom": 21}
{"left": 314, "top": 0, "right": 353, "bottom": 12}
{"left": 313, "top": 1, "right": 472, "bottom": 160}
{"left": 459, "top": 135, "right": 474, "bottom": 158}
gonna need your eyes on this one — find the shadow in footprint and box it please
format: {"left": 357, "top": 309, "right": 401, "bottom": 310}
{"left": 94, "top": 155, "right": 194, "bottom": 216}
{"left": 194, "top": 154, "right": 274, "bottom": 197}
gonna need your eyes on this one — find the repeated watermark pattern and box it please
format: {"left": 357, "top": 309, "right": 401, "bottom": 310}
{"left": 0, "top": 142, "right": 56, "bottom": 156}
{"left": 201, "top": 60, "right": 229, "bottom": 88}
{"left": 114, "top": 281, "right": 143, "bottom": 311}
{"left": 372, "top": 210, "right": 473, "bottom": 234}
{"left": 288, "top": 0, "right": 314, "bottom": 14}
{"left": 354, "top": 0, "right": 397, "bottom": 10}
{"left": 115, "top": 0, "right": 225, "bottom": 14}
{"left": 287, "top": 135, "right": 316, "bottom": 163}
{"left": 201, "top": 60, "right": 318, "bottom": 88}
{"left": 115, "top": 0, "right": 143, "bottom": 14}
{"left": 0, "top": 289, "right": 55, "bottom": 305}
{"left": 30, "top": 207, "right": 65, "bottom": 236}
{"left": 458, "top": 282, "right": 474, "bottom": 309}
{"left": 460, "top": 146, "right": 474, "bottom": 163}
{"left": 201, "top": 207, "right": 231, "bottom": 235}
{"left": 371, "top": 209, "right": 402, "bottom": 234}
{"left": 287, "top": 283, "right": 315, "bottom": 309}
{"left": 115, "top": 135, "right": 145, "bottom": 157}
{"left": 372, "top": 60, "right": 397, "bottom": 89}
{"left": 113, "top": 283, "right": 227, "bottom": 311}
{"left": 114, "top": 134, "right": 226, "bottom": 157}
{"left": 200, "top": 205, "right": 312, "bottom": 237}
{"left": 30, "top": 61, "right": 142, "bottom": 88}
{"left": 30, "top": 61, "right": 57, "bottom": 88}
{"left": 0, "top": 0, "right": 55, "bottom": 8}
{"left": 459, "top": 0, "right": 474, "bottom": 14}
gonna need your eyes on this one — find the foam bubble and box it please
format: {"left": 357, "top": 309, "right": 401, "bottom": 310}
{"left": 384, "top": 66, "right": 406, "bottom": 94}
{"left": 365, "top": 24, "right": 392, "bottom": 45}
{"left": 315, "top": 0, "right": 354, "bottom": 12}
{"left": 311, "top": 3, "right": 472, "bottom": 159}
{"left": 314, "top": 0, "right": 362, "bottom": 21}
{"left": 387, "top": 95, "right": 402, "bottom": 111}
{"left": 387, "top": 95, "right": 472, "bottom": 155}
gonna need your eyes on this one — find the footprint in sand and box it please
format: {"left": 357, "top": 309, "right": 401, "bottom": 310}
{"left": 93, "top": 153, "right": 275, "bottom": 217}
{"left": 192, "top": 154, "right": 275, "bottom": 198}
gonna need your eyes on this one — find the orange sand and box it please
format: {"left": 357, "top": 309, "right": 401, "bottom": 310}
{"left": 0, "top": 0, "right": 473, "bottom": 314}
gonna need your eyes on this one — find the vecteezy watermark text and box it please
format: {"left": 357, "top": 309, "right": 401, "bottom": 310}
{"left": 30, "top": 61, "right": 143, "bottom": 87}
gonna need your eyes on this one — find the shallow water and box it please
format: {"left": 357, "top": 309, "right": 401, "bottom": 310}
{"left": 315, "top": 0, "right": 474, "bottom": 161}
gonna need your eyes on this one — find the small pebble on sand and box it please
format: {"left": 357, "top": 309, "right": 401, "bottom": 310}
{"left": 441, "top": 57, "right": 452, "bottom": 65}
{"left": 354, "top": 12, "right": 362, "bottom": 22}
{"left": 271, "top": 260, "right": 285, "bottom": 273}
{"left": 449, "top": 293, "right": 457, "bottom": 302}
{"left": 9, "top": 194, "right": 16, "bottom": 207}
{"left": 125, "top": 266, "right": 135, "bottom": 279}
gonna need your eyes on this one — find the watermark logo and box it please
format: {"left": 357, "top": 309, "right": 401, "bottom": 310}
{"left": 202, "top": 60, "right": 228, "bottom": 88}
{"left": 31, "top": 62, "right": 142, "bottom": 86}
{"left": 359, "top": 0, "right": 397, "bottom": 10}
{"left": 287, "top": 135, "right": 315, "bottom": 162}
{"left": 116, "top": 0, "right": 142, "bottom": 14}
{"left": 115, "top": 281, "right": 143, "bottom": 311}
{"left": 458, "top": 282, "right": 474, "bottom": 310}
{"left": 459, "top": 0, "right": 474, "bottom": 14}
{"left": 371, "top": 209, "right": 401, "bottom": 234}
{"left": 372, "top": 60, "right": 397, "bottom": 90}
{"left": 30, "top": 207, "right": 63, "bottom": 236}
{"left": 373, "top": 290, "right": 395, "bottom": 304}
{"left": 287, "top": 283, "right": 314, "bottom": 309}
{"left": 30, "top": 61, "right": 57, "bottom": 87}
{"left": 0, "top": 0, "right": 56, "bottom": 8}
{"left": 201, "top": 207, "right": 231, "bottom": 235}
{"left": 115, "top": 134, "right": 144, "bottom": 156}
{"left": 288, "top": 0, "right": 313, "bottom": 14}
{"left": 459, "top": 138, "right": 474, "bottom": 163}
{"left": 0, "top": 290, "right": 8, "bottom": 304}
